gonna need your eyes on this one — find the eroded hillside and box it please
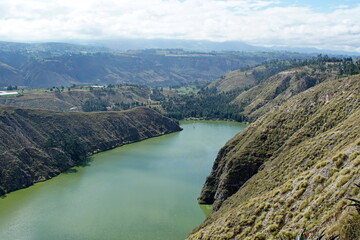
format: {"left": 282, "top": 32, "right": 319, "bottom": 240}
{"left": 0, "top": 107, "right": 181, "bottom": 196}
{"left": 163, "top": 57, "right": 360, "bottom": 122}
{"left": 230, "top": 67, "right": 333, "bottom": 121}
{"left": 190, "top": 74, "right": 360, "bottom": 239}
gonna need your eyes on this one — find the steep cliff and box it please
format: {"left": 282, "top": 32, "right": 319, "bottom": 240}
{"left": 0, "top": 106, "right": 181, "bottom": 196}
{"left": 191, "top": 75, "right": 360, "bottom": 239}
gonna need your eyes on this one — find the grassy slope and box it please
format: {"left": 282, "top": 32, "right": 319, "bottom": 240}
{"left": 0, "top": 106, "right": 181, "bottom": 196}
{"left": 204, "top": 63, "right": 336, "bottom": 124}
{"left": 0, "top": 87, "right": 151, "bottom": 111}
{"left": 190, "top": 75, "right": 360, "bottom": 239}
{"left": 231, "top": 67, "right": 333, "bottom": 121}
{"left": 206, "top": 67, "right": 261, "bottom": 93}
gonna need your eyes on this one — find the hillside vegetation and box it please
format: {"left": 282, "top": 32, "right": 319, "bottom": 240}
{"left": 0, "top": 106, "right": 181, "bottom": 196}
{"left": 189, "top": 74, "right": 360, "bottom": 239}
{"left": 0, "top": 85, "right": 152, "bottom": 112}
{"left": 163, "top": 57, "right": 360, "bottom": 122}
{"left": 0, "top": 42, "right": 308, "bottom": 88}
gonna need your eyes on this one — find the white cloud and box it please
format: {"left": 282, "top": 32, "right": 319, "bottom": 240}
{"left": 0, "top": 0, "right": 359, "bottom": 52}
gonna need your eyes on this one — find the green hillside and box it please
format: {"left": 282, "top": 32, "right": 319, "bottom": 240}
{"left": 189, "top": 74, "right": 360, "bottom": 239}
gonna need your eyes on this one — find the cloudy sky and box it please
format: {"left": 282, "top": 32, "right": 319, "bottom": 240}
{"left": 0, "top": 0, "right": 359, "bottom": 52}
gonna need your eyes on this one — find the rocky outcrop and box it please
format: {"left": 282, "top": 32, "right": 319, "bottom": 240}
{"left": 191, "top": 75, "right": 360, "bottom": 239}
{"left": 0, "top": 106, "right": 181, "bottom": 196}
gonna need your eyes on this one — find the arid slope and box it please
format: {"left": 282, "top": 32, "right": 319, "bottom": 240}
{"left": 0, "top": 106, "right": 181, "bottom": 196}
{"left": 190, "top": 75, "right": 360, "bottom": 239}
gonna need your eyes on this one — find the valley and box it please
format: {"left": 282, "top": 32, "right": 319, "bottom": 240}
{"left": 0, "top": 42, "right": 309, "bottom": 89}
{"left": 0, "top": 41, "right": 359, "bottom": 240}
{"left": 0, "top": 121, "right": 246, "bottom": 240}
{"left": 1, "top": 0, "right": 360, "bottom": 239}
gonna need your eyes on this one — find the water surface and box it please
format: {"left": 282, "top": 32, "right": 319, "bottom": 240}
{"left": 0, "top": 120, "right": 245, "bottom": 240}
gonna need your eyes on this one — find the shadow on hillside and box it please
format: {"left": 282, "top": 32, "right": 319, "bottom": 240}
{"left": 63, "top": 168, "right": 78, "bottom": 174}
{"left": 76, "top": 156, "right": 93, "bottom": 168}
{"left": 62, "top": 157, "right": 93, "bottom": 175}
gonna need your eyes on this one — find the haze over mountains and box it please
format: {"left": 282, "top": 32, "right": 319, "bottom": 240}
{"left": 0, "top": 41, "right": 315, "bottom": 89}
{"left": 78, "top": 39, "right": 360, "bottom": 56}
{"left": 3, "top": 38, "right": 359, "bottom": 55}
{"left": 0, "top": 0, "right": 359, "bottom": 239}
{"left": 2, "top": 38, "right": 359, "bottom": 90}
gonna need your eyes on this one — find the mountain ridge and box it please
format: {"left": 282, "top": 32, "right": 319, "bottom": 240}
{"left": 189, "top": 74, "right": 360, "bottom": 239}
{"left": 0, "top": 41, "right": 318, "bottom": 89}
{"left": 0, "top": 106, "right": 181, "bottom": 196}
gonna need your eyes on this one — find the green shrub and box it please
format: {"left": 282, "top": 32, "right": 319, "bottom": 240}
{"left": 296, "top": 181, "right": 309, "bottom": 190}
{"left": 333, "top": 153, "right": 347, "bottom": 168}
{"left": 267, "top": 224, "right": 279, "bottom": 234}
{"left": 293, "top": 188, "right": 306, "bottom": 199}
{"left": 315, "top": 161, "right": 329, "bottom": 169}
{"left": 337, "top": 174, "right": 352, "bottom": 187}
{"left": 313, "top": 175, "right": 325, "bottom": 184}
{"left": 254, "top": 232, "right": 266, "bottom": 240}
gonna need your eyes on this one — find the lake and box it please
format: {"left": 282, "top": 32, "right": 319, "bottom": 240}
{"left": 0, "top": 120, "right": 246, "bottom": 240}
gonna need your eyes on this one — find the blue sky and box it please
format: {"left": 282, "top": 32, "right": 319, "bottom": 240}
{"left": 178, "top": 0, "right": 360, "bottom": 12}
{"left": 0, "top": 0, "right": 359, "bottom": 52}
{"left": 275, "top": 0, "right": 359, "bottom": 12}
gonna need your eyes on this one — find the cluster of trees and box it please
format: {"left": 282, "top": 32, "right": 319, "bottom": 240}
{"left": 49, "top": 86, "right": 70, "bottom": 92}
{"left": 6, "top": 85, "right": 18, "bottom": 90}
{"left": 161, "top": 56, "right": 360, "bottom": 122}
{"left": 252, "top": 56, "right": 360, "bottom": 83}
{"left": 161, "top": 92, "right": 246, "bottom": 122}
{"left": 335, "top": 58, "right": 360, "bottom": 76}
{"left": 150, "top": 88, "right": 165, "bottom": 101}
{"left": 82, "top": 99, "right": 108, "bottom": 112}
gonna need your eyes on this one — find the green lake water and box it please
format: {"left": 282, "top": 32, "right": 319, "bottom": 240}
{"left": 0, "top": 120, "right": 246, "bottom": 240}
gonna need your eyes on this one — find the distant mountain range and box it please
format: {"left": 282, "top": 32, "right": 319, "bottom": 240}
{"left": 0, "top": 41, "right": 313, "bottom": 89}
{"left": 71, "top": 38, "right": 360, "bottom": 56}
{"left": 3, "top": 38, "right": 359, "bottom": 56}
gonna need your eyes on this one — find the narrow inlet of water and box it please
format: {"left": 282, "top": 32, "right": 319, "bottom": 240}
{"left": 0, "top": 120, "right": 246, "bottom": 240}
